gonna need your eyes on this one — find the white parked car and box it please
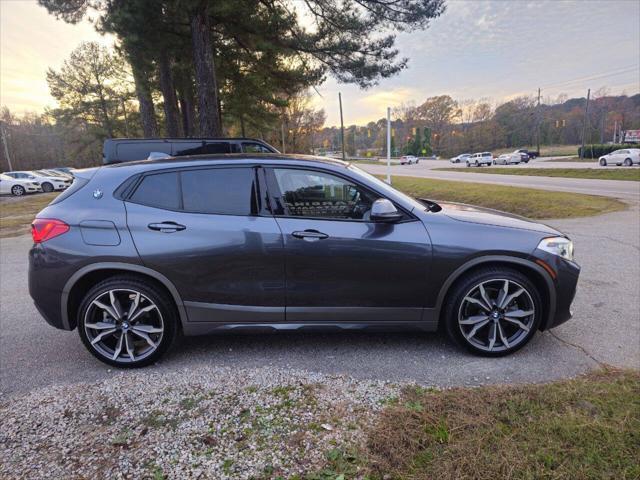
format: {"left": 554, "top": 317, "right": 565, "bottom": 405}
{"left": 400, "top": 155, "right": 419, "bottom": 165}
{"left": 0, "top": 173, "right": 42, "bottom": 196}
{"left": 450, "top": 153, "right": 471, "bottom": 163}
{"left": 4, "top": 170, "right": 72, "bottom": 192}
{"left": 494, "top": 153, "right": 521, "bottom": 165}
{"left": 466, "top": 152, "right": 493, "bottom": 167}
{"left": 598, "top": 149, "right": 640, "bottom": 167}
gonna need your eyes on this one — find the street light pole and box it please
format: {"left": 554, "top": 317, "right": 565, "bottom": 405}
{"left": 386, "top": 107, "right": 391, "bottom": 184}
{"left": 339, "top": 92, "right": 346, "bottom": 161}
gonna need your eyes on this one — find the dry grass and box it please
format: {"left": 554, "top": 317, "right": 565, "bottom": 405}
{"left": 0, "top": 193, "right": 58, "bottom": 238}
{"left": 387, "top": 176, "right": 626, "bottom": 219}
{"left": 365, "top": 369, "right": 640, "bottom": 480}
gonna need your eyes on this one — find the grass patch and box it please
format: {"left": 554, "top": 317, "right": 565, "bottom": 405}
{"left": 435, "top": 167, "right": 640, "bottom": 181}
{"left": 0, "top": 193, "right": 58, "bottom": 238}
{"left": 366, "top": 369, "right": 640, "bottom": 480}
{"left": 544, "top": 156, "right": 596, "bottom": 163}
{"left": 386, "top": 175, "right": 625, "bottom": 219}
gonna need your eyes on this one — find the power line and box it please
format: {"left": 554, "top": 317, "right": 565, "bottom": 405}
{"left": 540, "top": 65, "right": 639, "bottom": 90}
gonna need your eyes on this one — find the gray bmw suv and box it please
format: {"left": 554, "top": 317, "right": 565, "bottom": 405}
{"left": 29, "top": 154, "right": 580, "bottom": 367}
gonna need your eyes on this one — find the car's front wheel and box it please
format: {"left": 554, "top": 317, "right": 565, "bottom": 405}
{"left": 77, "top": 276, "right": 177, "bottom": 367}
{"left": 41, "top": 182, "right": 54, "bottom": 193}
{"left": 444, "top": 267, "right": 542, "bottom": 356}
{"left": 624, "top": 158, "right": 632, "bottom": 167}
{"left": 599, "top": 158, "right": 607, "bottom": 166}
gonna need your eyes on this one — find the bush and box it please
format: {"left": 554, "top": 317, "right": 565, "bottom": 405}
{"left": 578, "top": 144, "right": 637, "bottom": 158}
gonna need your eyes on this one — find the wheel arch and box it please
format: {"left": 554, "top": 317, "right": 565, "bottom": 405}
{"left": 62, "top": 262, "right": 188, "bottom": 330}
{"left": 434, "top": 255, "right": 556, "bottom": 331}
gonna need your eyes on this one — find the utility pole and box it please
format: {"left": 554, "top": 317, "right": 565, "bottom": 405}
{"left": 579, "top": 88, "right": 591, "bottom": 159}
{"left": 536, "top": 87, "right": 541, "bottom": 154}
{"left": 613, "top": 120, "right": 618, "bottom": 143}
{"left": 600, "top": 110, "right": 606, "bottom": 144}
{"left": 281, "top": 121, "right": 286, "bottom": 154}
{"left": 0, "top": 121, "right": 13, "bottom": 170}
{"left": 339, "top": 92, "right": 346, "bottom": 161}
{"left": 386, "top": 107, "right": 391, "bottom": 184}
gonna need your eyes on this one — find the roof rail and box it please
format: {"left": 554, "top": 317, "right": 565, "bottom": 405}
{"left": 103, "top": 137, "right": 279, "bottom": 164}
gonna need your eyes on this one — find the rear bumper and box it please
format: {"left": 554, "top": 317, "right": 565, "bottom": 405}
{"left": 29, "top": 243, "right": 69, "bottom": 330}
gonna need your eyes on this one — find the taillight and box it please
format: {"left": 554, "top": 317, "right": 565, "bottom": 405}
{"left": 31, "top": 218, "right": 69, "bottom": 243}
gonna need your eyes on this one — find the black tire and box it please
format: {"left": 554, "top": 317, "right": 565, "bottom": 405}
{"left": 11, "top": 185, "right": 25, "bottom": 196}
{"left": 443, "top": 266, "right": 542, "bottom": 357}
{"left": 41, "top": 182, "right": 54, "bottom": 193}
{"left": 475, "top": 160, "right": 479, "bottom": 167}
{"left": 77, "top": 275, "right": 178, "bottom": 368}
{"left": 624, "top": 158, "right": 632, "bottom": 167}
{"left": 466, "top": 161, "right": 470, "bottom": 167}
{"left": 599, "top": 158, "right": 607, "bottom": 167}
{"left": 492, "top": 160, "right": 496, "bottom": 165}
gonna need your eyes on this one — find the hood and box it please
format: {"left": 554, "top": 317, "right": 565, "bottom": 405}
{"left": 437, "top": 201, "right": 561, "bottom": 235}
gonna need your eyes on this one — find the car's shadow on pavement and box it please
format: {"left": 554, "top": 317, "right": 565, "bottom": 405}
{"left": 161, "top": 328, "right": 596, "bottom": 387}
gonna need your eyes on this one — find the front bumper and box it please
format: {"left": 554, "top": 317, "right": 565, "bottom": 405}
{"left": 533, "top": 250, "right": 580, "bottom": 329}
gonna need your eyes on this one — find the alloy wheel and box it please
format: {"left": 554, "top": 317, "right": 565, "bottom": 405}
{"left": 458, "top": 279, "right": 535, "bottom": 353}
{"left": 11, "top": 185, "right": 25, "bottom": 196}
{"left": 84, "top": 289, "right": 164, "bottom": 363}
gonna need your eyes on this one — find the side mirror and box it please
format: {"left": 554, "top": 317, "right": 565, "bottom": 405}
{"left": 370, "top": 198, "right": 403, "bottom": 223}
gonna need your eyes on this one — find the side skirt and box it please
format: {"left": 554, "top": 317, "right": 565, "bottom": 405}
{"left": 182, "top": 301, "right": 438, "bottom": 336}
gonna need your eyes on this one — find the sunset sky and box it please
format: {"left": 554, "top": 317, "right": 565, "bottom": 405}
{"left": 1, "top": 0, "right": 639, "bottom": 127}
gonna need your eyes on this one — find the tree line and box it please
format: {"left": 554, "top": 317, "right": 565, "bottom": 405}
{"left": 2, "top": 91, "right": 638, "bottom": 171}
{"left": 314, "top": 92, "right": 640, "bottom": 158}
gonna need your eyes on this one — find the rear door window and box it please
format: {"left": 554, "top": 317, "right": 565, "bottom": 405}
{"left": 181, "top": 168, "right": 256, "bottom": 215}
{"left": 129, "top": 172, "right": 181, "bottom": 210}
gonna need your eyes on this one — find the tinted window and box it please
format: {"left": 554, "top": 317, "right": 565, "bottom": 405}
{"left": 176, "top": 143, "right": 233, "bottom": 156}
{"left": 242, "top": 142, "right": 272, "bottom": 153}
{"left": 273, "top": 168, "right": 375, "bottom": 220}
{"left": 130, "top": 172, "right": 180, "bottom": 210}
{"left": 182, "top": 168, "right": 255, "bottom": 215}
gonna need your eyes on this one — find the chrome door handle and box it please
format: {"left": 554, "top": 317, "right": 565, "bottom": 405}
{"left": 147, "top": 222, "right": 186, "bottom": 233}
{"left": 292, "top": 229, "right": 329, "bottom": 240}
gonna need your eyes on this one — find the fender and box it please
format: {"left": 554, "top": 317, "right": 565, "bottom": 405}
{"left": 433, "top": 255, "right": 556, "bottom": 329}
{"left": 61, "top": 262, "right": 189, "bottom": 330}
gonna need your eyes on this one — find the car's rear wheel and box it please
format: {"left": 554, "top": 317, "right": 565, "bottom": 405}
{"left": 466, "top": 161, "right": 470, "bottom": 167}
{"left": 41, "top": 182, "right": 54, "bottom": 193}
{"left": 599, "top": 158, "right": 607, "bottom": 166}
{"left": 624, "top": 158, "right": 632, "bottom": 166}
{"left": 77, "top": 276, "right": 177, "bottom": 368}
{"left": 11, "top": 185, "right": 25, "bottom": 196}
{"left": 444, "top": 267, "right": 542, "bottom": 356}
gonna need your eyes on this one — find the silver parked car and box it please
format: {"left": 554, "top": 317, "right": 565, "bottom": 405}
{"left": 598, "top": 149, "right": 640, "bottom": 167}
{"left": 450, "top": 153, "right": 471, "bottom": 163}
{"left": 494, "top": 153, "right": 521, "bottom": 165}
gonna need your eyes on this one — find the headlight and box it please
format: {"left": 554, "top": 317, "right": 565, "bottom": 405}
{"left": 538, "top": 236, "right": 574, "bottom": 261}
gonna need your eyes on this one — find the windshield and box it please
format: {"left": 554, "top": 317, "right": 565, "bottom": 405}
{"left": 347, "top": 164, "right": 427, "bottom": 212}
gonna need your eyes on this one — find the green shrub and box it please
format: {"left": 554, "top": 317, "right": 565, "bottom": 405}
{"left": 578, "top": 144, "right": 637, "bottom": 158}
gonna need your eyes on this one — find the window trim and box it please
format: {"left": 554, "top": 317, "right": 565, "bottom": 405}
{"left": 123, "top": 165, "right": 260, "bottom": 216}
{"left": 264, "top": 166, "right": 417, "bottom": 223}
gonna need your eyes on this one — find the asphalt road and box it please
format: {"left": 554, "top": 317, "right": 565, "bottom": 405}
{"left": 1, "top": 205, "right": 638, "bottom": 398}
{"left": 360, "top": 162, "right": 640, "bottom": 202}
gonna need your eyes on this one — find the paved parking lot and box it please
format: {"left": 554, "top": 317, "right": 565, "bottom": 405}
{"left": 1, "top": 204, "right": 638, "bottom": 398}
{"left": 361, "top": 161, "right": 640, "bottom": 201}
